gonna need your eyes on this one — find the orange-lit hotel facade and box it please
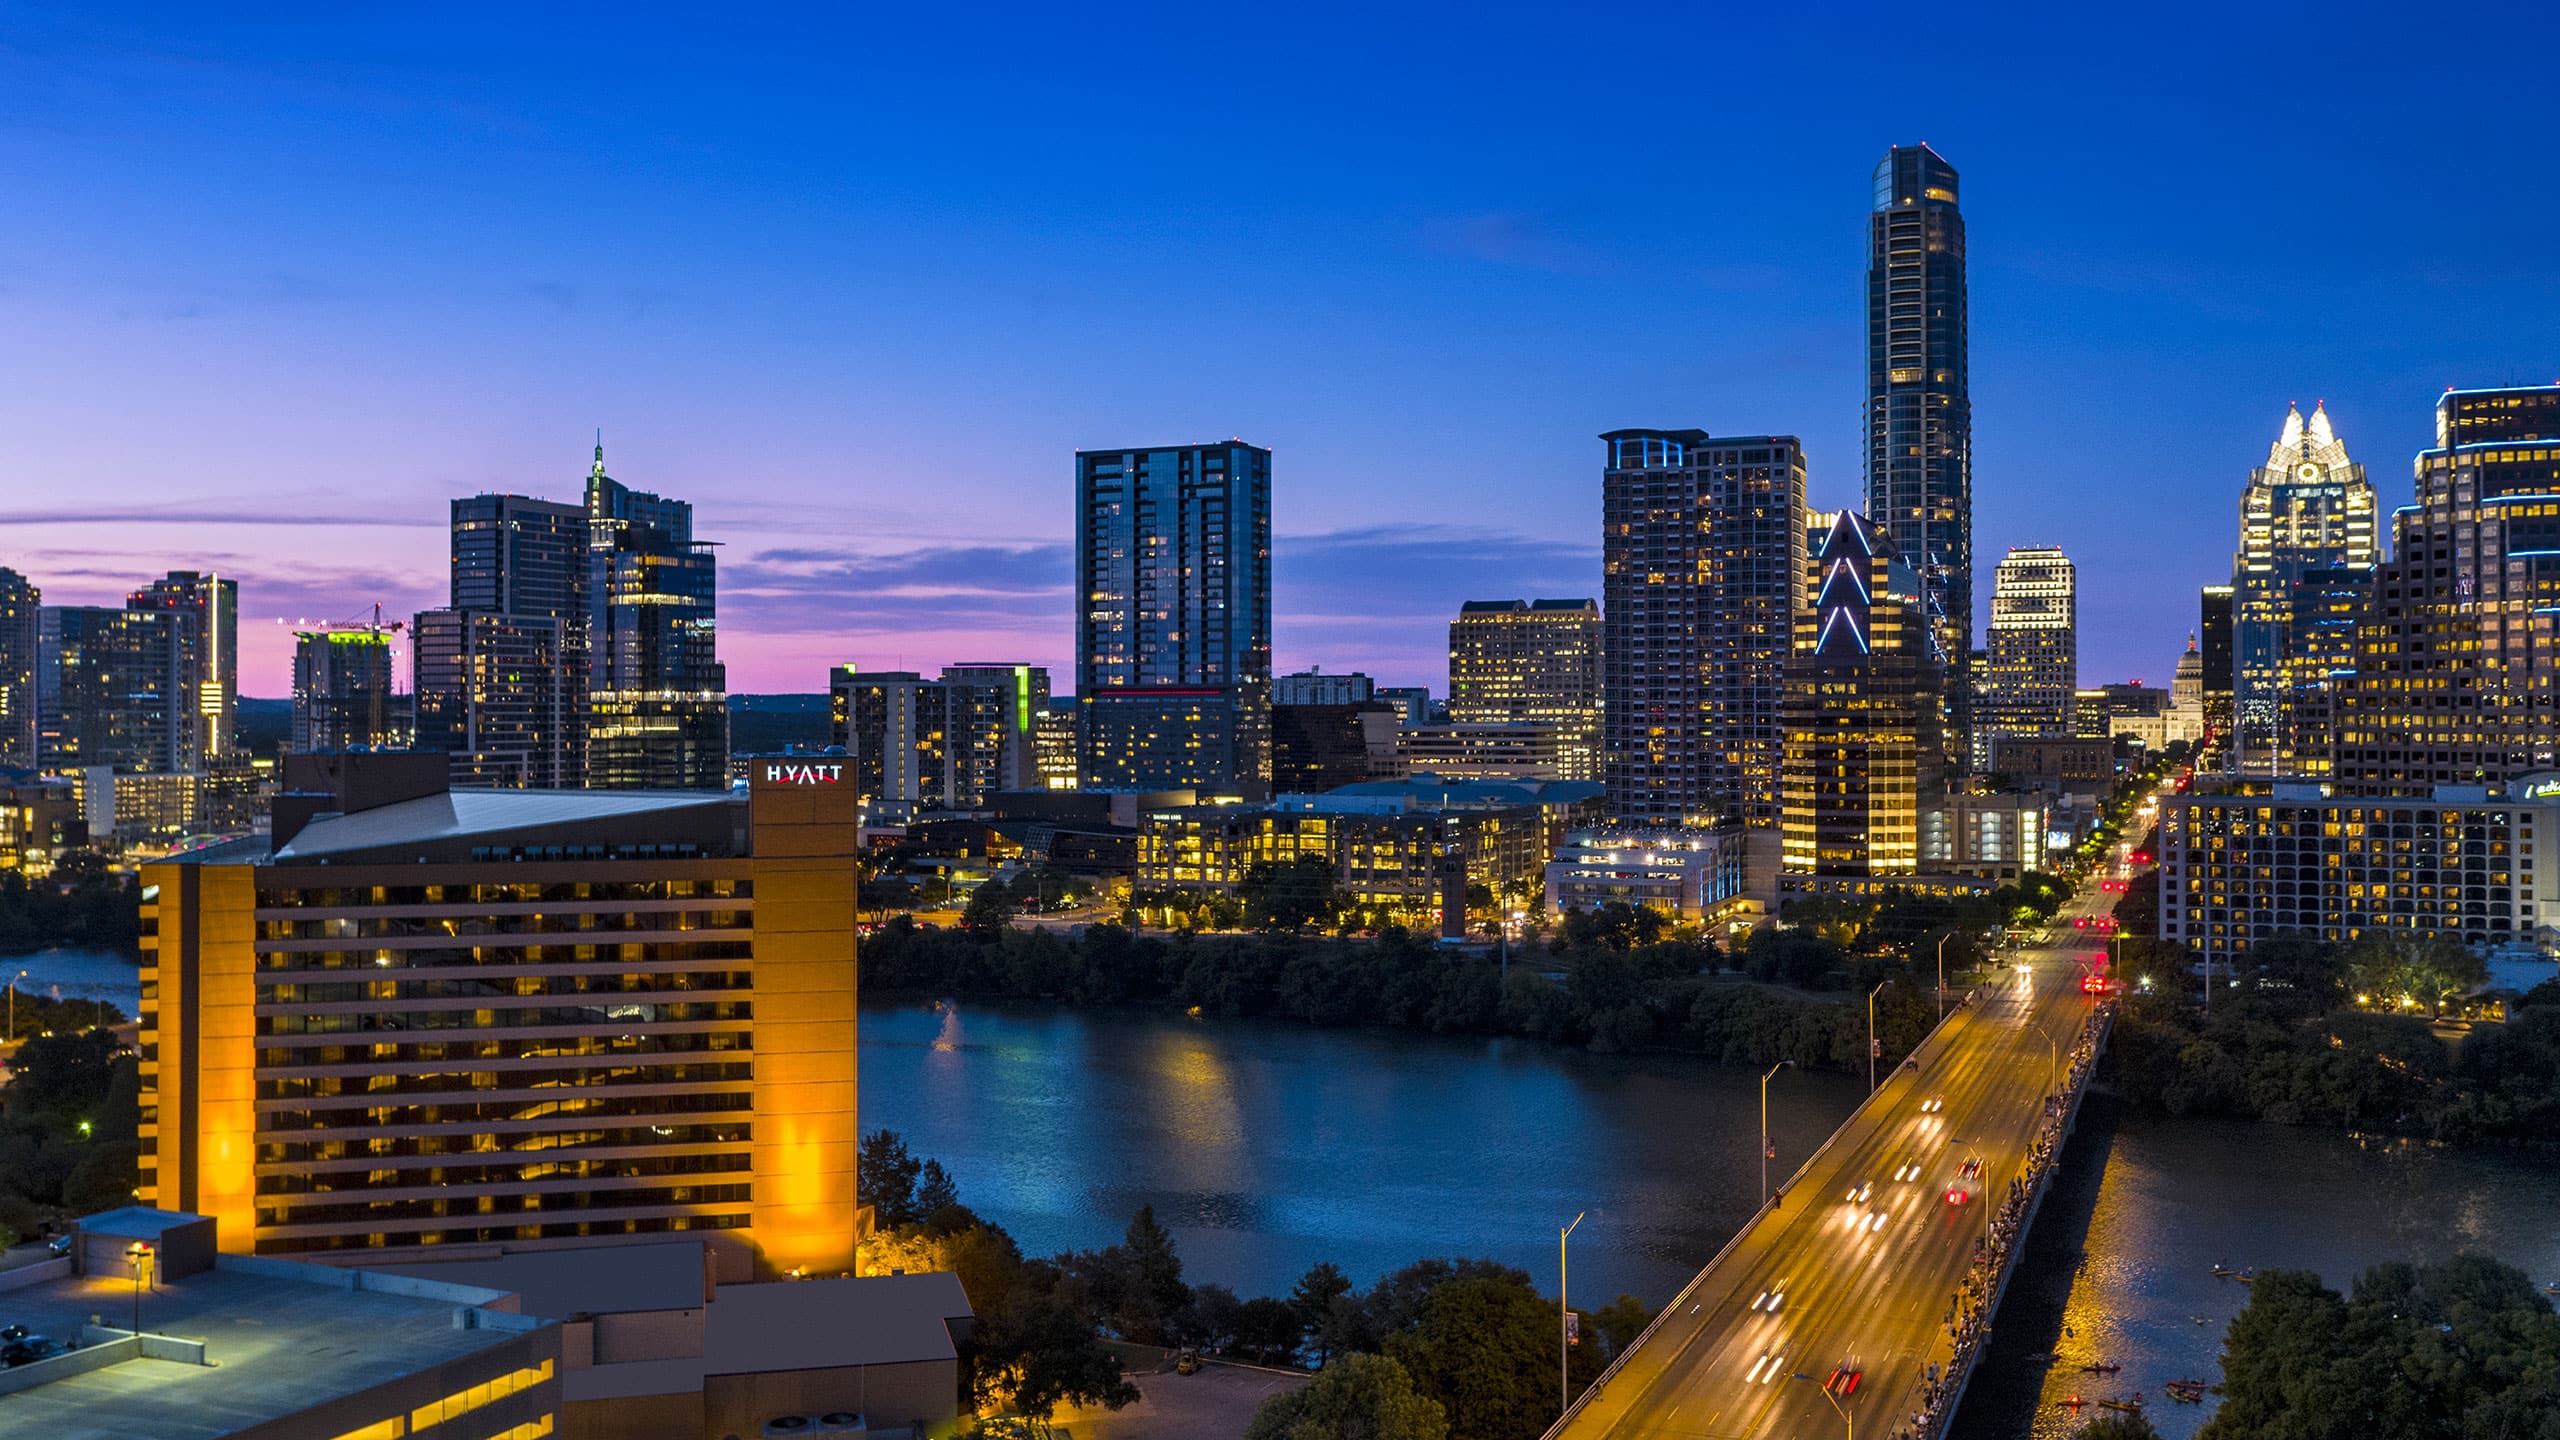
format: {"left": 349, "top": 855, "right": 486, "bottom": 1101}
{"left": 138, "top": 753, "right": 859, "bottom": 1278}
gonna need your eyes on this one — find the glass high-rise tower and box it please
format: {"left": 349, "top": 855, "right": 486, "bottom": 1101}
{"left": 1865, "top": 143, "right": 1973, "bottom": 768}
{"left": 1074, "top": 442, "right": 1272, "bottom": 793}
{"left": 586, "top": 443, "right": 729, "bottom": 790}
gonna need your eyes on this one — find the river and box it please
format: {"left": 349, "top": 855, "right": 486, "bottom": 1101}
{"left": 26, "top": 960, "right": 2557, "bottom": 1436}
{"left": 858, "top": 998, "right": 1868, "bottom": 1306}
{"left": 865, "top": 1000, "right": 2560, "bottom": 1437}
{"left": 1954, "top": 1090, "right": 2560, "bottom": 1440}
{"left": 2, "top": 947, "right": 141, "bottom": 1015}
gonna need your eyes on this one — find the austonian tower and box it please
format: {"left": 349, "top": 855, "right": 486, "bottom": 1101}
{"left": 1865, "top": 142, "right": 1973, "bottom": 769}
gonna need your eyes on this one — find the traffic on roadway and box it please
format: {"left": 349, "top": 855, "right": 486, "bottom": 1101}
{"left": 1550, "top": 857, "right": 2138, "bottom": 1440}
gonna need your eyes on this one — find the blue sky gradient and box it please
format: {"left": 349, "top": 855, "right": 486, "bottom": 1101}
{"left": 5, "top": 4, "right": 2557, "bottom": 694}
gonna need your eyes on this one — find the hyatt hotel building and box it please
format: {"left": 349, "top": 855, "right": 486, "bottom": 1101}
{"left": 139, "top": 752, "right": 859, "bottom": 1278}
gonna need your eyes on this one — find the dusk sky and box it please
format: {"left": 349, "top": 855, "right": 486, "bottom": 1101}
{"left": 6, "top": 5, "right": 2558, "bottom": 698}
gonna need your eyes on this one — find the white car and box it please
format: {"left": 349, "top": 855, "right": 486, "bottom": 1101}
{"left": 1920, "top": 1096, "right": 1945, "bottom": 1114}
{"left": 1749, "top": 1279, "right": 1790, "bottom": 1313}
{"left": 1844, "top": 1180, "right": 1874, "bottom": 1204}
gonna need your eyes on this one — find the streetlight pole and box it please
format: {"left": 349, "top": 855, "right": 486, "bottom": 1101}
{"left": 2029, "top": 1020, "right": 2058, "bottom": 1100}
{"left": 1560, "top": 1211, "right": 1585, "bottom": 1420}
{"left": 6, "top": 969, "right": 22, "bottom": 1043}
{"left": 1760, "top": 1061, "right": 1790, "bottom": 1205}
{"left": 1867, "top": 981, "right": 1887, "bottom": 1093}
{"left": 125, "top": 1242, "right": 151, "bottom": 1337}
{"left": 1935, "top": 935, "right": 1949, "bottom": 1021}
{"left": 1823, "top": 1378, "right": 1852, "bottom": 1440}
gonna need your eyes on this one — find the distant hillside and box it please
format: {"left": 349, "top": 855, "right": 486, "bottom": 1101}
{"left": 235, "top": 693, "right": 835, "bottom": 759}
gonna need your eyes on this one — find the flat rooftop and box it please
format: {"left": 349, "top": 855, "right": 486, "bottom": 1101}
{"left": 0, "top": 1261, "right": 535, "bottom": 1440}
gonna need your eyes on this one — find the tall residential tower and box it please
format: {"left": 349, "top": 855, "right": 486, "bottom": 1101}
{"left": 1600, "top": 430, "right": 1805, "bottom": 827}
{"left": 1866, "top": 143, "right": 1973, "bottom": 766}
{"left": 1447, "top": 599, "right": 1602, "bottom": 782}
{"left": 1074, "top": 442, "right": 1273, "bottom": 794}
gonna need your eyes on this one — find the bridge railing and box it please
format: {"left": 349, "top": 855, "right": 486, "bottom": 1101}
{"left": 1913, "top": 1003, "right": 2114, "bottom": 1440}
{"left": 1536, "top": 981, "right": 1984, "bottom": 1440}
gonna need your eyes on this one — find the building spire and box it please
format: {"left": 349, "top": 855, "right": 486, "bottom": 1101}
{"left": 591, "top": 429, "right": 606, "bottom": 482}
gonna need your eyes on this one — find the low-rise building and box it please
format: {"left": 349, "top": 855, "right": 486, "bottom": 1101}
{"left": 369, "top": 1239, "right": 972, "bottom": 1440}
{"left": 1397, "top": 722, "right": 1563, "bottom": 781}
{"left": 1924, "top": 792, "right": 2051, "bottom": 883}
{"left": 1137, "top": 794, "right": 1549, "bottom": 923}
{"left": 2158, "top": 780, "right": 2560, "bottom": 966}
{"left": 1986, "top": 733, "right": 2114, "bottom": 799}
{"left": 1544, "top": 826, "right": 1746, "bottom": 922}
{"left": 0, "top": 1206, "right": 559, "bottom": 1440}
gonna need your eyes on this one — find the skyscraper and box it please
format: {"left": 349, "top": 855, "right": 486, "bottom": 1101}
{"left": 1980, "top": 547, "right": 2076, "bottom": 767}
{"left": 291, "top": 629, "right": 399, "bottom": 752}
{"left": 2333, "top": 385, "right": 2560, "bottom": 794}
{"left": 411, "top": 610, "right": 579, "bottom": 788}
{"left": 831, "top": 668, "right": 949, "bottom": 808}
{"left": 1865, "top": 143, "right": 1972, "bottom": 766}
{"left": 1448, "top": 599, "right": 1603, "bottom": 782}
{"left": 1601, "top": 430, "right": 1806, "bottom": 827}
{"left": 1783, "top": 511, "right": 1947, "bottom": 882}
{"left": 941, "top": 663, "right": 1051, "bottom": 803}
{"left": 125, "top": 570, "right": 238, "bottom": 773}
{"left": 2199, "top": 584, "right": 2235, "bottom": 745}
{"left": 0, "top": 568, "right": 38, "bottom": 768}
{"left": 1074, "top": 442, "right": 1272, "bottom": 793}
{"left": 2230, "top": 402, "right": 2378, "bottom": 772}
{"left": 421, "top": 489, "right": 590, "bottom": 787}
{"left": 586, "top": 444, "right": 728, "bottom": 789}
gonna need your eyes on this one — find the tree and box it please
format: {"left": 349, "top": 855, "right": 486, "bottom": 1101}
{"left": 2078, "top": 1414, "right": 2163, "bottom": 1440}
{"left": 962, "top": 881, "right": 1017, "bottom": 937}
{"left": 913, "top": 1158, "right": 961, "bottom": 1218}
{"left": 2199, "top": 1255, "right": 2560, "bottom": 1440}
{"left": 1384, "top": 1275, "right": 1555, "bottom": 1440}
{"left": 1587, "top": 1294, "right": 1654, "bottom": 1358}
{"left": 1292, "top": 1261, "right": 1357, "bottom": 1366}
{"left": 1234, "top": 1295, "right": 1307, "bottom": 1366}
{"left": 1115, "top": 1205, "right": 1190, "bottom": 1345}
{"left": 974, "top": 1290, "right": 1138, "bottom": 1420}
{"left": 4, "top": 1027, "right": 122, "bottom": 1120}
{"left": 1245, "top": 1352, "right": 1450, "bottom": 1440}
{"left": 1241, "top": 857, "right": 1344, "bottom": 934}
{"left": 858, "top": 1129, "right": 926, "bottom": 1227}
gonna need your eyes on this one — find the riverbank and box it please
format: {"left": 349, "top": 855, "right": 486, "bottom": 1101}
{"left": 862, "top": 916, "right": 1946, "bottom": 1076}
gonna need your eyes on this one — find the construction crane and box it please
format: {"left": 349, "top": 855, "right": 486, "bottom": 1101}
{"left": 274, "top": 603, "right": 407, "bottom": 745}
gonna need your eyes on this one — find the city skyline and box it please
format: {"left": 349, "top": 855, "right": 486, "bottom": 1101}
{"left": 10, "top": 9, "right": 2560, "bottom": 699}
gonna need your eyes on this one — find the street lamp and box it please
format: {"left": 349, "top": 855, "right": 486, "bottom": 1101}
{"left": 2028, "top": 1020, "right": 2059, "bottom": 1100}
{"left": 1866, "top": 981, "right": 1888, "bottom": 1093}
{"left": 6, "top": 968, "right": 23, "bottom": 1043}
{"left": 1760, "top": 1061, "right": 1792, "bottom": 1205}
{"left": 124, "top": 1241, "right": 152, "bottom": 1337}
{"left": 1935, "top": 934, "right": 1950, "bottom": 1021}
{"left": 1559, "top": 1211, "right": 1585, "bottom": 1420}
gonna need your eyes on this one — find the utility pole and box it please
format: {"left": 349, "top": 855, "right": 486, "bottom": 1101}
{"left": 1936, "top": 934, "right": 1950, "bottom": 1021}
{"left": 1760, "top": 1061, "right": 1791, "bottom": 1205}
{"left": 1867, "top": 980, "right": 1887, "bottom": 1092}
{"left": 1560, "top": 1212, "right": 1585, "bottom": 1420}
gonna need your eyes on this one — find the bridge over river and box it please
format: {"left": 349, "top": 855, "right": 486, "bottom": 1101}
{"left": 1549, "top": 886, "right": 2117, "bottom": 1440}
